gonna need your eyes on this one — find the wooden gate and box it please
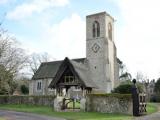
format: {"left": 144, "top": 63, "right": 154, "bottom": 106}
{"left": 131, "top": 79, "right": 147, "bottom": 116}
{"left": 139, "top": 93, "right": 147, "bottom": 114}
{"left": 61, "top": 98, "right": 80, "bottom": 110}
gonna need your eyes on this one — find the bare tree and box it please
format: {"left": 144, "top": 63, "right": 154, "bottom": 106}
{"left": 29, "top": 52, "right": 55, "bottom": 74}
{"left": 0, "top": 26, "right": 28, "bottom": 94}
{"left": 135, "top": 71, "right": 147, "bottom": 82}
{"left": 117, "top": 58, "right": 128, "bottom": 77}
{"left": 118, "top": 59, "right": 132, "bottom": 81}
{"left": 119, "top": 72, "right": 132, "bottom": 81}
{"left": 0, "top": 30, "right": 28, "bottom": 75}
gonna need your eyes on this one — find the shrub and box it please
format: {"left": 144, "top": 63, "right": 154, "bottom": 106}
{"left": 154, "top": 78, "right": 160, "bottom": 93}
{"left": 20, "top": 85, "right": 29, "bottom": 94}
{"left": 150, "top": 95, "right": 160, "bottom": 102}
{"left": 112, "top": 84, "right": 132, "bottom": 94}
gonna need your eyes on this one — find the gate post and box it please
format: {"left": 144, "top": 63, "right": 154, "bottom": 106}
{"left": 131, "top": 79, "right": 140, "bottom": 116}
{"left": 61, "top": 98, "right": 66, "bottom": 110}
{"left": 53, "top": 96, "right": 64, "bottom": 112}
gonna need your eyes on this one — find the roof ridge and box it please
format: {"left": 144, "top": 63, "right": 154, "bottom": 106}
{"left": 41, "top": 57, "right": 86, "bottom": 64}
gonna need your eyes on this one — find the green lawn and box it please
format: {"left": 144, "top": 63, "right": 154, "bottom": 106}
{"left": 0, "top": 104, "right": 133, "bottom": 120}
{"left": 67, "top": 101, "right": 80, "bottom": 108}
{"left": 146, "top": 103, "right": 159, "bottom": 114}
{"left": 0, "top": 103, "right": 158, "bottom": 120}
{"left": 0, "top": 117, "right": 6, "bottom": 120}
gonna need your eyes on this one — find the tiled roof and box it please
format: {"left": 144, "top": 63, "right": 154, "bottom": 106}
{"left": 32, "top": 58, "right": 86, "bottom": 79}
{"left": 70, "top": 60, "right": 97, "bottom": 88}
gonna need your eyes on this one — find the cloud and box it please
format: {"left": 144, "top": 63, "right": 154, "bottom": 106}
{"left": 52, "top": 14, "right": 85, "bottom": 58}
{"left": 115, "top": 0, "right": 160, "bottom": 78}
{"left": 6, "top": 0, "right": 69, "bottom": 20}
{"left": 19, "top": 13, "right": 86, "bottom": 60}
{"left": 0, "top": 0, "right": 9, "bottom": 5}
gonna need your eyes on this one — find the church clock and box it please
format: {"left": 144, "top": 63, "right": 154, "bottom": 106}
{"left": 92, "top": 43, "right": 100, "bottom": 53}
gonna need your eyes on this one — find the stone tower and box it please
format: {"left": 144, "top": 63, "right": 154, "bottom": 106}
{"left": 86, "top": 12, "right": 119, "bottom": 93}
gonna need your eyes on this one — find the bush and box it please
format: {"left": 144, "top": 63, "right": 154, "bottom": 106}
{"left": 112, "top": 84, "right": 132, "bottom": 94}
{"left": 150, "top": 95, "right": 160, "bottom": 102}
{"left": 154, "top": 78, "right": 160, "bottom": 93}
{"left": 20, "top": 85, "right": 29, "bottom": 94}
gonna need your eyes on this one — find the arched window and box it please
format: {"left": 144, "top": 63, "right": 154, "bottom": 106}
{"left": 108, "top": 23, "right": 112, "bottom": 40}
{"left": 93, "top": 21, "right": 100, "bottom": 38}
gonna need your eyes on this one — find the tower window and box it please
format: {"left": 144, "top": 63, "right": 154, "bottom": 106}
{"left": 93, "top": 21, "right": 100, "bottom": 38}
{"left": 108, "top": 23, "right": 112, "bottom": 40}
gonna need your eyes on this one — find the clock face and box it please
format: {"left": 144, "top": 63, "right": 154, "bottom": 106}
{"left": 92, "top": 43, "right": 100, "bottom": 53}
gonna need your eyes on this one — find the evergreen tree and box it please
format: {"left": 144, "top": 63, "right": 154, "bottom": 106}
{"left": 154, "top": 78, "right": 160, "bottom": 93}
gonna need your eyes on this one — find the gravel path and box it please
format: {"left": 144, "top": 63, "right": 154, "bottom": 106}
{"left": 0, "top": 110, "right": 66, "bottom": 120}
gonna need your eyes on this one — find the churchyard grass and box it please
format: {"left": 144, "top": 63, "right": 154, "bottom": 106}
{"left": 0, "top": 117, "right": 6, "bottom": 120}
{"left": 146, "top": 103, "right": 159, "bottom": 114}
{"left": 0, "top": 104, "right": 133, "bottom": 120}
{"left": 0, "top": 103, "right": 157, "bottom": 120}
{"left": 67, "top": 100, "right": 80, "bottom": 108}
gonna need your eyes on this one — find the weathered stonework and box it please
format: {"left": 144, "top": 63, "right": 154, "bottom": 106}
{"left": 80, "top": 98, "right": 86, "bottom": 111}
{"left": 0, "top": 94, "right": 133, "bottom": 114}
{"left": 0, "top": 95, "right": 55, "bottom": 107}
{"left": 54, "top": 96, "right": 64, "bottom": 111}
{"left": 29, "top": 78, "right": 55, "bottom": 95}
{"left": 86, "top": 12, "right": 119, "bottom": 93}
{"left": 86, "top": 94, "right": 133, "bottom": 115}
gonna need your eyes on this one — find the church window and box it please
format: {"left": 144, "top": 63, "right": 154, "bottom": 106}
{"left": 108, "top": 23, "right": 112, "bottom": 40}
{"left": 37, "top": 81, "right": 42, "bottom": 90}
{"left": 93, "top": 21, "right": 100, "bottom": 38}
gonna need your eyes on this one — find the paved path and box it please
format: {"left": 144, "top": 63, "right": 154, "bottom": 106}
{"left": 134, "top": 112, "right": 160, "bottom": 120}
{"left": 134, "top": 103, "right": 160, "bottom": 120}
{"left": 0, "top": 110, "right": 66, "bottom": 120}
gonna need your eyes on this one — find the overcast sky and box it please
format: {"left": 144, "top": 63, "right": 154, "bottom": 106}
{"left": 0, "top": 0, "right": 160, "bottom": 80}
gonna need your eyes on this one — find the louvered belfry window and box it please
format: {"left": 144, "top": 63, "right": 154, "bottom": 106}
{"left": 93, "top": 21, "right": 100, "bottom": 38}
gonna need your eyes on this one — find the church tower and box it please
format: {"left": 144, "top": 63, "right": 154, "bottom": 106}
{"left": 86, "top": 12, "right": 119, "bottom": 93}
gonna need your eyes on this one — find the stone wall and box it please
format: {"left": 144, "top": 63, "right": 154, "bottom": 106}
{"left": 0, "top": 94, "right": 133, "bottom": 114}
{"left": 0, "top": 95, "right": 55, "bottom": 107}
{"left": 86, "top": 94, "right": 133, "bottom": 114}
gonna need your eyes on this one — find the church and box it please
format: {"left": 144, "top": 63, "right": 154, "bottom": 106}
{"left": 29, "top": 12, "right": 120, "bottom": 96}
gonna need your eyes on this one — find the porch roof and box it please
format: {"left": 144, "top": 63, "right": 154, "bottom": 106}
{"left": 48, "top": 57, "right": 97, "bottom": 89}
